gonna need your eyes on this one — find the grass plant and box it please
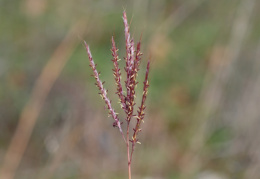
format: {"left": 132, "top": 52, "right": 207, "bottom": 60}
{"left": 84, "top": 10, "right": 150, "bottom": 179}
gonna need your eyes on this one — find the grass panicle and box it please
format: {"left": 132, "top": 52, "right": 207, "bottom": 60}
{"left": 84, "top": 10, "right": 150, "bottom": 179}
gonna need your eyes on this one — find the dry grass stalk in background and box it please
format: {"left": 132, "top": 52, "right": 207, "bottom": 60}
{"left": 84, "top": 10, "right": 150, "bottom": 179}
{"left": 179, "top": 0, "right": 256, "bottom": 178}
{"left": 0, "top": 20, "right": 86, "bottom": 179}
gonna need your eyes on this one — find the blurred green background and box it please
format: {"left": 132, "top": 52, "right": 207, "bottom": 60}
{"left": 1, "top": 0, "right": 260, "bottom": 179}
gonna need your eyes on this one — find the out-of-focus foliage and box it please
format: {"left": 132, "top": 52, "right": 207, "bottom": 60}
{"left": 1, "top": 0, "right": 260, "bottom": 179}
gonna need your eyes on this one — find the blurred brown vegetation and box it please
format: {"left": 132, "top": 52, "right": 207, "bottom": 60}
{"left": 0, "top": 0, "right": 260, "bottom": 179}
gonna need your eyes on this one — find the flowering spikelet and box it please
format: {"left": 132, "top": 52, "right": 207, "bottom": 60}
{"left": 134, "top": 40, "right": 142, "bottom": 76}
{"left": 111, "top": 36, "right": 126, "bottom": 112}
{"left": 132, "top": 61, "right": 150, "bottom": 144}
{"left": 123, "top": 11, "right": 132, "bottom": 66}
{"left": 123, "top": 11, "right": 136, "bottom": 122}
{"left": 85, "top": 10, "right": 150, "bottom": 163}
{"left": 131, "top": 40, "right": 142, "bottom": 99}
{"left": 84, "top": 41, "right": 123, "bottom": 134}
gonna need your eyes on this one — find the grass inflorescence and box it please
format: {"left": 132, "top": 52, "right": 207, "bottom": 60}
{"left": 84, "top": 10, "right": 150, "bottom": 179}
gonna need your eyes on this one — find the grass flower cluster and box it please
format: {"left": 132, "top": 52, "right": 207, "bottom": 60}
{"left": 84, "top": 10, "right": 150, "bottom": 179}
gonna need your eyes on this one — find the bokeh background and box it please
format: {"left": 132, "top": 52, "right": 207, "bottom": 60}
{"left": 1, "top": 0, "right": 260, "bottom": 178}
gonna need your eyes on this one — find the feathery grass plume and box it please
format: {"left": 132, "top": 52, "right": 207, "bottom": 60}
{"left": 84, "top": 42, "right": 125, "bottom": 140}
{"left": 131, "top": 61, "right": 150, "bottom": 156}
{"left": 111, "top": 36, "right": 126, "bottom": 112}
{"left": 84, "top": 10, "right": 150, "bottom": 179}
{"left": 123, "top": 11, "right": 136, "bottom": 123}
